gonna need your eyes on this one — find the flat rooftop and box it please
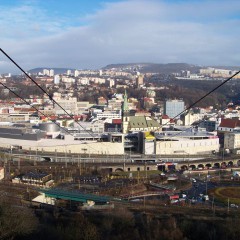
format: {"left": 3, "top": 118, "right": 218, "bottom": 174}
{"left": 0, "top": 135, "right": 98, "bottom": 148}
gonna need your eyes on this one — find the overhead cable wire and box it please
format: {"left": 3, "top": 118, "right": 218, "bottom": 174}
{"left": 160, "top": 70, "right": 240, "bottom": 128}
{"left": 145, "top": 72, "right": 240, "bottom": 151}
{"left": 0, "top": 81, "right": 73, "bottom": 136}
{"left": 158, "top": 104, "right": 233, "bottom": 140}
{"left": 145, "top": 104, "right": 238, "bottom": 152}
{"left": 0, "top": 82, "right": 108, "bottom": 154}
{"left": 0, "top": 48, "right": 104, "bottom": 142}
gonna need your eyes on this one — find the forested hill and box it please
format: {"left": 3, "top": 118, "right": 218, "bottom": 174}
{"left": 103, "top": 63, "right": 201, "bottom": 74}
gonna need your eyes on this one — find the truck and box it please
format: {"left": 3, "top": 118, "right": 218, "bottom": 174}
{"left": 202, "top": 195, "right": 209, "bottom": 201}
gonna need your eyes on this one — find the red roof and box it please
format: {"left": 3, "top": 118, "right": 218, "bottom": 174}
{"left": 112, "top": 119, "right": 122, "bottom": 124}
{"left": 162, "top": 115, "right": 169, "bottom": 119}
{"left": 144, "top": 97, "right": 153, "bottom": 102}
{"left": 219, "top": 118, "right": 240, "bottom": 128}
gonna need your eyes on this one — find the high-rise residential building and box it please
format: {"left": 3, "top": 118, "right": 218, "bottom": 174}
{"left": 108, "top": 79, "right": 115, "bottom": 88}
{"left": 66, "top": 70, "right": 72, "bottom": 76}
{"left": 136, "top": 75, "right": 144, "bottom": 87}
{"left": 43, "top": 69, "right": 50, "bottom": 76}
{"left": 54, "top": 75, "right": 60, "bottom": 84}
{"left": 74, "top": 70, "right": 79, "bottom": 77}
{"left": 164, "top": 99, "right": 185, "bottom": 119}
{"left": 49, "top": 69, "right": 54, "bottom": 77}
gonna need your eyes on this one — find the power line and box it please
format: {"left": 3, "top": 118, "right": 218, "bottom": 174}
{"left": 0, "top": 82, "right": 107, "bottom": 154}
{"left": 0, "top": 81, "right": 72, "bottom": 136}
{"left": 160, "top": 70, "right": 240, "bottom": 128}
{"left": 157, "top": 106, "right": 228, "bottom": 140}
{"left": 0, "top": 48, "right": 101, "bottom": 141}
{"left": 145, "top": 107, "right": 225, "bottom": 152}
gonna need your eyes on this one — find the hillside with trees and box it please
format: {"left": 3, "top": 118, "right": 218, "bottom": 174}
{"left": 2, "top": 201, "right": 240, "bottom": 240}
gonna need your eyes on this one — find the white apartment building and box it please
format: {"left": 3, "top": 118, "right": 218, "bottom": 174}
{"left": 89, "top": 77, "right": 106, "bottom": 84}
{"left": 183, "top": 111, "right": 203, "bottom": 126}
{"left": 77, "top": 101, "right": 93, "bottom": 114}
{"left": 73, "top": 120, "right": 105, "bottom": 133}
{"left": 74, "top": 70, "right": 79, "bottom": 77}
{"left": 43, "top": 69, "right": 50, "bottom": 76}
{"left": 49, "top": 69, "right": 54, "bottom": 77}
{"left": 108, "top": 79, "right": 115, "bottom": 88}
{"left": 93, "top": 110, "right": 121, "bottom": 120}
{"left": 54, "top": 98, "right": 78, "bottom": 115}
{"left": 107, "top": 99, "right": 123, "bottom": 110}
{"left": 61, "top": 76, "right": 75, "bottom": 83}
{"left": 66, "top": 70, "right": 72, "bottom": 76}
{"left": 54, "top": 75, "right": 60, "bottom": 84}
{"left": 224, "top": 132, "right": 240, "bottom": 152}
{"left": 78, "top": 77, "right": 90, "bottom": 85}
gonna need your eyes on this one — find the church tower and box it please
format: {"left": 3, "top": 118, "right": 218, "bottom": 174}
{"left": 123, "top": 89, "right": 129, "bottom": 114}
{"left": 122, "top": 89, "right": 130, "bottom": 133}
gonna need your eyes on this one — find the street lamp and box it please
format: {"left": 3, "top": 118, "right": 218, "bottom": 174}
{"left": 205, "top": 176, "right": 208, "bottom": 194}
{"left": 65, "top": 145, "right": 67, "bottom": 168}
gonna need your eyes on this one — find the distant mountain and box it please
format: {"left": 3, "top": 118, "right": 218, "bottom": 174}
{"left": 28, "top": 68, "right": 75, "bottom": 74}
{"left": 103, "top": 63, "right": 201, "bottom": 74}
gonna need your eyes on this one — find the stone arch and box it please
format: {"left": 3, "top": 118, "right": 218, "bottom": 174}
{"left": 115, "top": 168, "right": 124, "bottom": 172}
{"left": 181, "top": 165, "right": 188, "bottom": 170}
{"left": 189, "top": 164, "right": 196, "bottom": 170}
{"left": 197, "top": 164, "right": 204, "bottom": 169}
{"left": 221, "top": 162, "right": 227, "bottom": 168}
{"left": 214, "top": 162, "right": 220, "bottom": 168}
{"left": 228, "top": 161, "right": 233, "bottom": 167}
{"left": 205, "top": 163, "right": 212, "bottom": 169}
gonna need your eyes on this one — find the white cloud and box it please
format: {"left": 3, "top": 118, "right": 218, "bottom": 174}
{"left": 1, "top": 0, "right": 240, "bottom": 73}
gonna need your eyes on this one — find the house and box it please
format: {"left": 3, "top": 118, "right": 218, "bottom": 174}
{"left": 0, "top": 167, "right": 4, "bottom": 180}
{"left": 12, "top": 172, "right": 53, "bottom": 187}
{"left": 218, "top": 118, "right": 240, "bottom": 132}
{"left": 218, "top": 118, "right": 240, "bottom": 147}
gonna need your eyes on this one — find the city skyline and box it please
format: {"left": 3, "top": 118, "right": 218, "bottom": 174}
{"left": 1, "top": 0, "right": 240, "bottom": 73}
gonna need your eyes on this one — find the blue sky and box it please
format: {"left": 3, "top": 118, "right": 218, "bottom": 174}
{"left": 0, "top": 0, "right": 240, "bottom": 73}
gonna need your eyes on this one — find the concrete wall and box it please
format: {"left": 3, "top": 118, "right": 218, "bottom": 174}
{"left": 28, "top": 142, "right": 124, "bottom": 155}
{"left": 155, "top": 138, "right": 219, "bottom": 155}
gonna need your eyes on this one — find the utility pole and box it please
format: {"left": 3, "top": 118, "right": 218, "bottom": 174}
{"left": 219, "top": 169, "right": 221, "bottom": 183}
{"left": 65, "top": 147, "right": 67, "bottom": 168}
{"left": 7, "top": 158, "right": 10, "bottom": 179}
{"left": 143, "top": 196, "right": 146, "bottom": 212}
{"left": 55, "top": 149, "right": 57, "bottom": 162}
{"left": 212, "top": 195, "right": 216, "bottom": 215}
{"left": 79, "top": 155, "right": 81, "bottom": 176}
{"left": 145, "top": 161, "right": 147, "bottom": 180}
{"left": 228, "top": 198, "right": 230, "bottom": 213}
{"left": 205, "top": 176, "right": 208, "bottom": 194}
{"left": 212, "top": 195, "right": 214, "bottom": 211}
{"left": 34, "top": 148, "right": 38, "bottom": 166}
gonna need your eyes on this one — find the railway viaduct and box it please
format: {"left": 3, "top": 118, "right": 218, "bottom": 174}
{"left": 99, "top": 159, "right": 240, "bottom": 173}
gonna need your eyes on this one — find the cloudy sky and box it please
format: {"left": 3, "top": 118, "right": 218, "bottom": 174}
{"left": 0, "top": 0, "right": 240, "bottom": 74}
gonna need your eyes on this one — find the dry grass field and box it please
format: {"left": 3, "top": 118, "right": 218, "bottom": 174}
{"left": 209, "top": 187, "right": 240, "bottom": 204}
